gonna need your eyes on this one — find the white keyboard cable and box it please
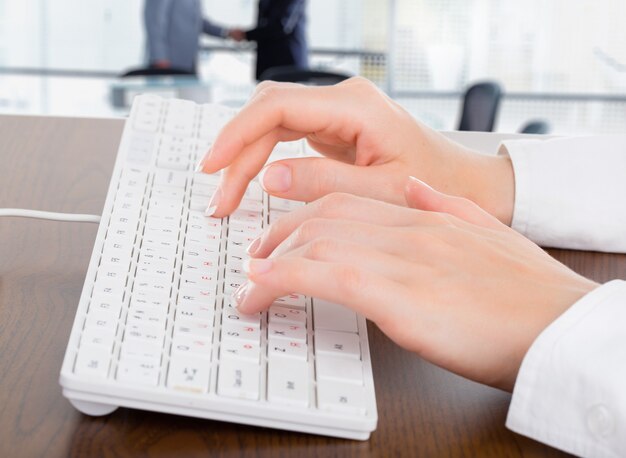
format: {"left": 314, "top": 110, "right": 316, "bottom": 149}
{"left": 0, "top": 208, "right": 101, "bottom": 223}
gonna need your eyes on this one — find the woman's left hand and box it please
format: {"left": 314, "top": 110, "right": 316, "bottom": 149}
{"left": 235, "top": 178, "right": 598, "bottom": 391}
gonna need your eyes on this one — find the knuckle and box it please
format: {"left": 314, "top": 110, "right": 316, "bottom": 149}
{"left": 334, "top": 264, "right": 365, "bottom": 298}
{"left": 304, "top": 237, "right": 337, "bottom": 260}
{"left": 316, "top": 192, "right": 353, "bottom": 217}
{"left": 293, "top": 218, "right": 324, "bottom": 245}
{"left": 254, "top": 80, "right": 280, "bottom": 94}
{"left": 254, "top": 84, "right": 282, "bottom": 103}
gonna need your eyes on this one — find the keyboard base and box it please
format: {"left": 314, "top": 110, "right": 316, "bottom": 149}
{"left": 63, "top": 387, "right": 373, "bottom": 440}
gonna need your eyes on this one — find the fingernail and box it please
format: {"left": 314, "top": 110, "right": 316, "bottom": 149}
{"left": 232, "top": 282, "right": 249, "bottom": 308}
{"left": 246, "top": 236, "right": 261, "bottom": 255}
{"left": 242, "top": 258, "right": 273, "bottom": 274}
{"left": 258, "top": 163, "right": 291, "bottom": 193}
{"left": 194, "top": 158, "right": 205, "bottom": 173}
{"left": 408, "top": 176, "right": 434, "bottom": 190}
{"left": 205, "top": 187, "right": 222, "bottom": 216}
{"left": 195, "top": 148, "right": 213, "bottom": 172}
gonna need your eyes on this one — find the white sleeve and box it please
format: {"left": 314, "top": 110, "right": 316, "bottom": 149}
{"left": 499, "top": 136, "right": 626, "bottom": 253}
{"left": 506, "top": 280, "right": 626, "bottom": 457}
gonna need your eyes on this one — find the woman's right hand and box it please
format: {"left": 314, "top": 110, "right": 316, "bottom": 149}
{"left": 197, "top": 77, "right": 515, "bottom": 224}
{"left": 235, "top": 180, "right": 598, "bottom": 391}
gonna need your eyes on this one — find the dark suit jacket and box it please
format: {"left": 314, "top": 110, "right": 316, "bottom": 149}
{"left": 245, "top": 0, "right": 308, "bottom": 80}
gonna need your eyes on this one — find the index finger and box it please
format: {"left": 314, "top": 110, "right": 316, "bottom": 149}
{"left": 249, "top": 193, "right": 444, "bottom": 259}
{"left": 197, "top": 81, "right": 360, "bottom": 175}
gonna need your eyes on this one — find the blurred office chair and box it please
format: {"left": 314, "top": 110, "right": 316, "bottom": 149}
{"left": 120, "top": 67, "right": 196, "bottom": 78}
{"left": 519, "top": 120, "right": 551, "bottom": 134}
{"left": 458, "top": 81, "right": 502, "bottom": 132}
{"left": 259, "top": 65, "right": 351, "bottom": 85}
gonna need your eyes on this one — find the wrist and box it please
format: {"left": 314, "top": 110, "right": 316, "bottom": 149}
{"left": 469, "top": 154, "right": 515, "bottom": 225}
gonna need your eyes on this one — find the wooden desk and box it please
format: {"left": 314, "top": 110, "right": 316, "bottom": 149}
{"left": 1, "top": 115, "right": 624, "bottom": 457}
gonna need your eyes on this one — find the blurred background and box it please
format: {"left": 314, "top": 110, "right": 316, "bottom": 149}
{"left": 1, "top": 0, "right": 626, "bottom": 135}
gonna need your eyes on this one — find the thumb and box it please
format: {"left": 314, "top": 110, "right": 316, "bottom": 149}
{"left": 404, "top": 176, "right": 503, "bottom": 229}
{"left": 258, "top": 157, "right": 404, "bottom": 205}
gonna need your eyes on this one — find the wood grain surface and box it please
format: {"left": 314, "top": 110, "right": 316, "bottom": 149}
{"left": 1, "top": 115, "right": 624, "bottom": 457}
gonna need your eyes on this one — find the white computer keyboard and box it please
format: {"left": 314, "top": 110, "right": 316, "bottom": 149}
{"left": 59, "top": 94, "right": 377, "bottom": 440}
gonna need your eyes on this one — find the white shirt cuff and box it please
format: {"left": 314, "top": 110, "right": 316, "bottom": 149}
{"left": 507, "top": 280, "right": 626, "bottom": 457}
{"left": 498, "top": 136, "right": 626, "bottom": 253}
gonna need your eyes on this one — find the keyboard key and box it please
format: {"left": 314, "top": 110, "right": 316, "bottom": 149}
{"left": 154, "top": 169, "right": 187, "bottom": 188}
{"left": 147, "top": 199, "right": 183, "bottom": 217}
{"left": 157, "top": 154, "right": 190, "bottom": 170}
{"left": 171, "top": 334, "right": 213, "bottom": 359}
{"left": 269, "top": 305, "right": 307, "bottom": 325}
{"left": 151, "top": 185, "right": 184, "bottom": 201}
{"left": 193, "top": 172, "right": 221, "bottom": 186}
{"left": 191, "top": 182, "right": 218, "bottom": 197}
{"left": 125, "top": 323, "right": 166, "bottom": 347}
{"left": 117, "top": 358, "right": 160, "bottom": 386}
{"left": 267, "top": 358, "right": 309, "bottom": 407}
{"left": 267, "top": 338, "right": 308, "bottom": 361}
{"left": 173, "top": 318, "right": 214, "bottom": 340}
{"left": 238, "top": 198, "right": 263, "bottom": 213}
{"left": 314, "top": 330, "right": 361, "bottom": 359}
{"left": 223, "top": 277, "right": 246, "bottom": 295}
{"left": 317, "top": 380, "right": 367, "bottom": 415}
{"left": 127, "top": 132, "right": 157, "bottom": 165}
{"left": 220, "top": 340, "right": 261, "bottom": 363}
{"left": 80, "top": 330, "right": 115, "bottom": 354}
{"left": 274, "top": 293, "right": 306, "bottom": 309}
{"left": 222, "top": 302, "right": 262, "bottom": 328}
{"left": 133, "top": 274, "right": 172, "bottom": 298}
{"left": 178, "top": 284, "right": 217, "bottom": 305}
{"left": 269, "top": 197, "right": 303, "bottom": 212}
{"left": 181, "top": 261, "right": 219, "bottom": 281}
{"left": 313, "top": 299, "right": 358, "bottom": 333}
{"left": 217, "top": 359, "right": 260, "bottom": 400}
{"left": 120, "top": 340, "right": 162, "bottom": 365}
{"left": 84, "top": 311, "right": 118, "bottom": 337}
{"left": 183, "top": 242, "right": 221, "bottom": 261}
{"left": 74, "top": 345, "right": 111, "bottom": 378}
{"left": 100, "top": 251, "right": 132, "bottom": 271}
{"left": 168, "top": 355, "right": 211, "bottom": 393}
{"left": 316, "top": 355, "right": 363, "bottom": 385}
{"left": 221, "top": 322, "right": 261, "bottom": 344}
{"left": 189, "top": 196, "right": 210, "bottom": 212}
{"left": 177, "top": 300, "right": 216, "bottom": 322}
{"left": 230, "top": 209, "right": 262, "bottom": 226}
{"left": 268, "top": 322, "right": 307, "bottom": 343}
{"left": 127, "top": 306, "right": 168, "bottom": 329}
{"left": 89, "top": 293, "right": 123, "bottom": 318}
{"left": 130, "top": 294, "right": 170, "bottom": 312}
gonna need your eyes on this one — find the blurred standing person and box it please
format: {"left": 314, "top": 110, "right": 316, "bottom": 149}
{"left": 145, "top": 0, "right": 230, "bottom": 74}
{"left": 229, "top": 0, "right": 308, "bottom": 80}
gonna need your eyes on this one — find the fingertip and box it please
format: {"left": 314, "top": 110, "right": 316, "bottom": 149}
{"left": 405, "top": 176, "right": 440, "bottom": 210}
{"left": 234, "top": 282, "right": 273, "bottom": 315}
